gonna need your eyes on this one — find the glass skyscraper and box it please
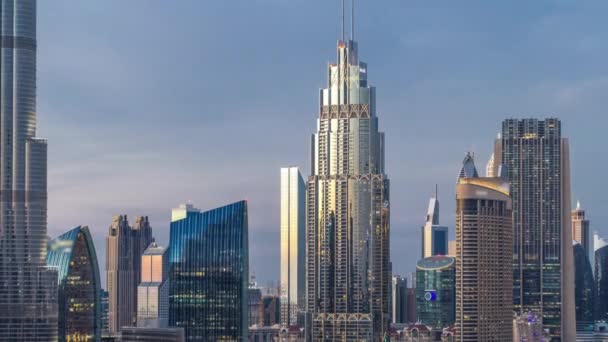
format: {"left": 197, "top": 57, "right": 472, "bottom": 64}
{"left": 46, "top": 226, "right": 102, "bottom": 342}
{"left": 0, "top": 1, "right": 58, "bottom": 340}
{"left": 169, "top": 201, "right": 248, "bottom": 341}
{"left": 595, "top": 245, "right": 608, "bottom": 321}
{"left": 305, "top": 4, "right": 390, "bottom": 340}
{"left": 573, "top": 241, "right": 594, "bottom": 330}
{"left": 455, "top": 154, "right": 513, "bottom": 341}
{"left": 137, "top": 241, "right": 169, "bottom": 328}
{"left": 493, "top": 118, "right": 576, "bottom": 340}
{"left": 415, "top": 256, "right": 455, "bottom": 330}
{"left": 280, "top": 167, "right": 305, "bottom": 327}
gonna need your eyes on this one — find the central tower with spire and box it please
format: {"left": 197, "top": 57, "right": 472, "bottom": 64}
{"left": 305, "top": 1, "right": 390, "bottom": 339}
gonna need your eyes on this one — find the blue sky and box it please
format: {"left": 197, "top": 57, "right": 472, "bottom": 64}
{"left": 39, "top": 0, "right": 608, "bottom": 287}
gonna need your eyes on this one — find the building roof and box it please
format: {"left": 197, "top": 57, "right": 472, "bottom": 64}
{"left": 416, "top": 255, "right": 455, "bottom": 271}
{"left": 46, "top": 226, "right": 100, "bottom": 285}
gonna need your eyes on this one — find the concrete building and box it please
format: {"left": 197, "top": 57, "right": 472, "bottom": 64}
{"left": 305, "top": 3, "right": 390, "bottom": 339}
{"left": 280, "top": 167, "right": 306, "bottom": 327}
{"left": 106, "top": 215, "right": 153, "bottom": 333}
{"left": 455, "top": 154, "right": 513, "bottom": 341}
{"left": 392, "top": 275, "right": 408, "bottom": 324}
{"left": 492, "top": 119, "right": 575, "bottom": 340}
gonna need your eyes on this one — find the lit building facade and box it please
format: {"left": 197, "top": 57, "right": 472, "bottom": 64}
{"left": 137, "top": 241, "right": 169, "bottom": 328}
{"left": 46, "top": 226, "right": 101, "bottom": 342}
{"left": 493, "top": 118, "right": 575, "bottom": 340}
{"left": 0, "top": 0, "right": 58, "bottom": 340}
{"left": 455, "top": 154, "right": 513, "bottom": 341}
{"left": 106, "top": 215, "right": 153, "bottom": 333}
{"left": 169, "top": 201, "right": 248, "bottom": 341}
{"left": 392, "top": 275, "right": 408, "bottom": 324}
{"left": 572, "top": 201, "right": 591, "bottom": 257}
{"left": 415, "top": 256, "right": 455, "bottom": 330}
{"left": 121, "top": 327, "right": 184, "bottom": 342}
{"left": 280, "top": 167, "right": 306, "bottom": 327}
{"left": 421, "top": 191, "right": 448, "bottom": 258}
{"left": 305, "top": 5, "right": 390, "bottom": 340}
{"left": 573, "top": 241, "right": 594, "bottom": 331}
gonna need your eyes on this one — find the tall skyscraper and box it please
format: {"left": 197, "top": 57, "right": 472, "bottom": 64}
{"left": 305, "top": 3, "right": 390, "bottom": 339}
{"left": 169, "top": 201, "right": 248, "bottom": 341}
{"left": 416, "top": 256, "right": 455, "bottom": 330}
{"left": 455, "top": 154, "right": 513, "bottom": 341}
{"left": 391, "top": 275, "right": 407, "bottom": 324}
{"left": 573, "top": 241, "right": 594, "bottom": 331}
{"left": 106, "top": 215, "right": 153, "bottom": 333}
{"left": 421, "top": 187, "right": 448, "bottom": 258}
{"left": 572, "top": 201, "right": 591, "bottom": 256}
{"left": 595, "top": 245, "right": 608, "bottom": 321}
{"left": 280, "top": 167, "right": 305, "bottom": 327}
{"left": 495, "top": 118, "right": 575, "bottom": 340}
{"left": 46, "top": 226, "right": 102, "bottom": 342}
{"left": 0, "top": 1, "right": 59, "bottom": 340}
{"left": 137, "top": 241, "right": 169, "bottom": 328}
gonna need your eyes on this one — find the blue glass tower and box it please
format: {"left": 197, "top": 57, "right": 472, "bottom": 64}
{"left": 46, "top": 226, "right": 102, "bottom": 342}
{"left": 168, "top": 201, "right": 248, "bottom": 341}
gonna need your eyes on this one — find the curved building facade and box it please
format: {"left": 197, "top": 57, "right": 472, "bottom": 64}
{"left": 169, "top": 201, "right": 248, "bottom": 341}
{"left": 455, "top": 154, "right": 513, "bottom": 342}
{"left": 596, "top": 245, "right": 608, "bottom": 321}
{"left": 0, "top": 0, "right": 58, "bottom": 339}
{"left": 416, "top": 256, "right": 455, "bottom": 329}
{"left": 573, "top": 241, "right": 594, "bottom": 330}
{"left": 46, "top": 226, "right": 102, "bottom": 342}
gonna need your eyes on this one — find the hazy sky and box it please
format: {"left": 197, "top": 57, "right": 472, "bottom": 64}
{"left": 39, "top": 0, "right": 608, "bottom": 286}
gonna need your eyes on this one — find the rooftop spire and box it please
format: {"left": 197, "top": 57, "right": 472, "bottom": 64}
{"left": 351, "top": 0, "right": 355, "bottom": 40}
{"left": 341, "top": 0, "right": 345, "bottom": 41}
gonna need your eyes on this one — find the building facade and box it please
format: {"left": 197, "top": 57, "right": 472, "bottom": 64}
{"left": 455, "top": 154, "right": 513, "bottom": 341}
{"left": 392, "top": 275, "right": 408, "bottom": 324}
{"left": 493, "top": 118, "right": 575, "bottom": 340}
{"left": 280, "top": 167, "right": 306, "bottom": 327}
{"left": 573, "top": 241, "right": 594, "bottom": 331}
{"left": 0, "top": 0, "right": 59, "bottom": 340}
{"left": 120, "top": 327, "right": 184, "bottom": 342}
{"left": 305, "top": 6, "right": 390, "bottom": 340}
{"left": 106, "top": 215, "right": 153, "bottom": 333}
{"left": 572, "top": 201, "right": 591, "bottom": 258}
{"left": 249, "top": 286, "right": 263, "bottom": 328}
{"left": 46, "top": 226, "right": 102, "bottom": 342}
{"left": 169, "top": 201, "right": 248, "bottom": 341}
{"left": 596, "top": 245, "right": 608, "bottom": 321}
{"left": 260, "top": 295, "right": 281, "bottom": 327}
{"left": 137, "top": 241, "right": 169, "bottom": 328}
{"left": 416, "top": 256, "right": 455, "bottom": 330}
{"left": 421, "top": 190, "right": 448, "bottom": 258}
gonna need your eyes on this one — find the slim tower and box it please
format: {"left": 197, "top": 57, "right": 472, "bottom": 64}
{"left": 498, "top": 118, "right": 575, "bottom": 340}
{"left": 306, "top": 1, "right": 390, "bottom": 339}
{"left": 280, "top": 167, "right": 306, "bottom": 326}
{"left": 572, "top": 201, "right": 591, "bottom": 256}
{"left": 455, "top": 154, "right": 513, "bottom": 341}
{"left": 0, "top": 0, "right": 58, "bottom": 340}
{"left": 421, "top": 187, "right": 448, "bottom": 258}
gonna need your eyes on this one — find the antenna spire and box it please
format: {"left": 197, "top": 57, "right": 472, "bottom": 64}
{"left": 341, "top": 0, "right": 345, "bottom": 41}
{"left": 351, "top": 0, "right": 355, "bottom": 40}
{"left": 435, "top": 184, "right": 438, "bottom": 200}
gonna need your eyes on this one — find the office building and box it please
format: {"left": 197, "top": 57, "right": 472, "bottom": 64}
{"left": 169, "top": 201, "right": 248, "bottom": 341}
{"left": 46, "top": 226, "right": 102, "bottom": 341}
{"left": 573, "top": 241, "right": 594, "bottom": 331}
{"left": 101, "top": 290, "right": 109, "bottom": 336}
{"left": 106, "top": 215, "right": 153, "bottom": 333}
{"left": 455, "top": 154, "right": 513, "bottom": 341}
{"left": 416, "top": 256, "right": 455, "bottom": 329}
{"left": 121, "top": 327, "right": 184, "bottom": 342}
{"left": 596, "top": 245, "right": 608, "bottom": 321}
{"left": 572, "top": 201, "right": 591, "bottom": 258}
{"left": 0, "top": 0, "right": 59, "bottom": 339}
{"left": 447, "top": 240, "right": 456, "bottom": 257}
{"left": 249, "top": 286, "right": 263, "bottom": 327}
{"left": 137, "top": 241, "right": 169, "bottom": 328}
{"left": 421, "top": 188, "right": 448, "bottom": 258}
{"left": 305, "top": 3, "right": 390, "bottom": 340}
{"left": 493, "top": 118, "right": 576, "bottom": 340}
{"left": 406, "top": 288, "right": 417, "bottom": 323}
{"left": 392, "top": 275, "right": 408, "bottom": 324}
{"left": 260, "top": 295, "right": 281, "bottom": 326}
{"left": 280, "top": 167, "right": 306, "bottom": 327}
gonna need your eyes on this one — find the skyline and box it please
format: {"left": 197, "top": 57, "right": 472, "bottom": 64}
{"left": 39, "top": 0, "right": 608, "bottom": 286}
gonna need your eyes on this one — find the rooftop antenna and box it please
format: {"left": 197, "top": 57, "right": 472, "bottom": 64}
{"left": 341, "top": 0, "right": 345, "bottom": 41}
{"left": 351, "top": 0, "right": 355, "bottom": 41}
{"left": 435, "top": 184, "right": 438, "bottom": 200}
